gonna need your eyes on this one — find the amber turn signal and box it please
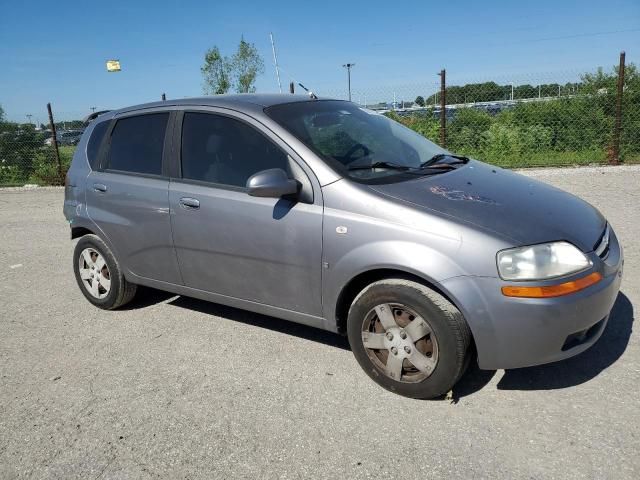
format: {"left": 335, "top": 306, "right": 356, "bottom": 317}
{"left": 501, "top": 272, "right": 603, "bottom": 298}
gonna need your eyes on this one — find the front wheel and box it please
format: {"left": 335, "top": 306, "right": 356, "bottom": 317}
{"left": 347, "top": 279, "right": 471, "bottom": 399}
{"left": 73, "top": 234, "right": 137, "bottom": 310}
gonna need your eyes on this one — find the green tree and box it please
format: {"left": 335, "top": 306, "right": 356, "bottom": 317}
{"left": 414, "top": 95, "right": 425, "bottom": 107}
{"left": 231, "top": 37, "right": 264, "bottom": 93}
{"left": 201, "top": 46, "right": 231, "bottom": 95}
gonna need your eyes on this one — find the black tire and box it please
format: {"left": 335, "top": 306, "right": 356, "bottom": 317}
{"left": 347, "top": 278, "right": 471, "bottom": 399}
{"left": 73, "top": 234, "right": 137, "bottom": 310}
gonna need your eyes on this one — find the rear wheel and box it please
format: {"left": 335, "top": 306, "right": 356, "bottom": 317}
{"left": 73, "top": 234, "right": 137, "bottom": 309}
{"left": 347, "top": 278, "right": 471, "bottom": 399}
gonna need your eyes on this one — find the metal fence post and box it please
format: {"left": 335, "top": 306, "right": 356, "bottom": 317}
{"left": 46, "top": 103, "right": 63, "bottom": 183}
{"left": 439, "top": 69, "right": 446, "bottom": 148}
{"left": 610, "top": 51, "right": 625, "bottom": 165}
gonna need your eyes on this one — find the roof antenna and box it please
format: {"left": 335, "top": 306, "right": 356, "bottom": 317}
{"left": 297, "top": 82, "right": 318, "bottom": 100}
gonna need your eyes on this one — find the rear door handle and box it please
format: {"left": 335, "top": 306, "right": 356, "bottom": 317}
{"left": 179, "top": 197, "right": 200, "bottom": 209}
{"left": 93, "top": 183, "right": 107, "bottom": 193}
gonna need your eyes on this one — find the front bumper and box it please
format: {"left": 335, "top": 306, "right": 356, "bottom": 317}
{"left": 439, "top": 228, "right": 623, "bottom": 370}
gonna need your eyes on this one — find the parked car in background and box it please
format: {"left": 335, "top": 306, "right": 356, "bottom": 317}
{"left": 45, "top": 129, "right": 83, "bottom": 146}
{"left": 63, "top": 95, "right": 623, "bottom": 399}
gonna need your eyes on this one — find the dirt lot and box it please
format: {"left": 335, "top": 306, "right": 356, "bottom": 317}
{"left": 1, "top": 166, "right": 639, "bottom": 479}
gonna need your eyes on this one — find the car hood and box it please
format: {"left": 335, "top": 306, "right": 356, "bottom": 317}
{"left": 370, "top": 161, "right": 605, "bottom": 251}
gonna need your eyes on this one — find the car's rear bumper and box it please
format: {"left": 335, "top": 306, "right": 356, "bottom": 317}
{"left": 439, "top": 229, "right": 623, "bottom": 370}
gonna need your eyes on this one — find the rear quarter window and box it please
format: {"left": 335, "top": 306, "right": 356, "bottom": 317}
{"left": 87, "top": 120, "right": 109, "bottom": 169}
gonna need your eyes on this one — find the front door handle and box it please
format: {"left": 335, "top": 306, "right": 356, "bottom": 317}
{"left": 179, "top": 197, "right": 200, "bottom": 209}
{"left": 93, "top": 183, "right": 107, "bottom": 193}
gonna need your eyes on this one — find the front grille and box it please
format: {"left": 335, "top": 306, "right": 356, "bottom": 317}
{"left": 593, "top": 224, "right": 610, "bottom": 259}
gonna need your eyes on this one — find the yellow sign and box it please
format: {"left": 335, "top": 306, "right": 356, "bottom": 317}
{"left": 106, "top": 60, "right": 121, "bottom": 72}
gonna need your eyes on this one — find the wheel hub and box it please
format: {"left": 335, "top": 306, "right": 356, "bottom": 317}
{"left": 383, "top": 327, "right": 414, "bottom": 360}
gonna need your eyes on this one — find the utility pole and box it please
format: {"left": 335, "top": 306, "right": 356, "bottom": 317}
{"left": 26, "top": 114, "right": 33, "bottom": 125}
{"left": 342, "top": 63, "right": 355, "bottom": 101}
{"left": 90, "top": 107, "right": 97, "bottom": 113}
{"left": 270, "top": 32, "right": 282, "bottom": 93}
{"left": 511, "top": 82, "right": 514, "bottom": 101}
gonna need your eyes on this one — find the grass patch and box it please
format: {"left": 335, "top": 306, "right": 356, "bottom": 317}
{"left": 482, "top": 149, "right": 608, "bottom": 169}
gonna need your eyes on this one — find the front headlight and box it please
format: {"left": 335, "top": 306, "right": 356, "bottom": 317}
{"left": 497, "top": 241, "right": 592, "bottom": 281}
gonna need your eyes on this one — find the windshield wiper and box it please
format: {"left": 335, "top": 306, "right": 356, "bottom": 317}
{"left": 420, "top": 153, "right": 469, "bottom": 169}
{"left": 347, "top": 161, "right": 412, "bottom": 171}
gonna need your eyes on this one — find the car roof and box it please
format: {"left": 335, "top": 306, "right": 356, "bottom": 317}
{"left": 113, "top": 94, "right": 334, "bottom": 116}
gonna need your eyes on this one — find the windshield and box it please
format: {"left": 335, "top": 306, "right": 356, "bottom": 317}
{"left": 265, "top": 100, "right": 450, "bottom": 184}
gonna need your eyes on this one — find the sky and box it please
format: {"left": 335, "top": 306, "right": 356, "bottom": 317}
{"left": 1, "top": 0, "right": 638, "bottom": 122}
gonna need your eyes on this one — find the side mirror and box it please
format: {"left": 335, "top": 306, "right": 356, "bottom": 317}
{"left": 247, "top": 168, "right": 299, "bottom": 198}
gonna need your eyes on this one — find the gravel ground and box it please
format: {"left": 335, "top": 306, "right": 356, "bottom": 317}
{"left": 1, "top": 166, "right": 638, "bottom": 479}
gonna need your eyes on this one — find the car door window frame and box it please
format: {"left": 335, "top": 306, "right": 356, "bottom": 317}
{"left": 171, "top": 107, "right": 319, "bottom": 204}
{"left": 96, "top": 109, "right": 176, "bottom": 180}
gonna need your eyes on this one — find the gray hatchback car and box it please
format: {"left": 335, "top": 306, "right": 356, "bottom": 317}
{"left": 64, "top": 94, "right": 623, "bottom": 399}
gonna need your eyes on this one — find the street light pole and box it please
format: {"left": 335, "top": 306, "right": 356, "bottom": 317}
{"left": 342, "top": 63, "right": 355, "bottom": 101}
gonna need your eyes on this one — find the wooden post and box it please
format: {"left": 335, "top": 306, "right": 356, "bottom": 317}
{"left": 47, "top": 103, "right": 63, "bottom": 184}
{"left": 610, "top": 51, "right": 625, "bottom": 165}
{"left": 439, "top": 69, "right": 446, "bottom": 148}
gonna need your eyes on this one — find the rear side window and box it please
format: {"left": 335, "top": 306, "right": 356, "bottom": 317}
{"left": 107, "top": 113, "right": 169, "bottom": 175}
{"left": 87, "top": 121, "right": 109, "bottom": 168}
{"left": 181, "top": 112, "right": 288, "bottom": 187}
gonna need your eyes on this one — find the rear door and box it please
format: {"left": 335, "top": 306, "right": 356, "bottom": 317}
{"left": 86, "top": 110, "right": 182, "bottom": 284}
{"left": 168, "top": 109, "right": 323, "bottom": 316}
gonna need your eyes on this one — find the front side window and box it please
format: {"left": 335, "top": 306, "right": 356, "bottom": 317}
{"left": 181, "top": 112, "right": 288, "bottom": 187}
{"left": 107, "top": 113, "right": 169, "bottom": 175}
{"left": 265, "top": 100, "right": 449, "bottom": 184}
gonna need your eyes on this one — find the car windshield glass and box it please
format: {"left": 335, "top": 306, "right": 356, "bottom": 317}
{"left": 265, "top": 100, "right": 451, "bottom": 184}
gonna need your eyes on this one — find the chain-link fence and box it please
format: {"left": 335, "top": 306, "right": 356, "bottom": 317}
{"left": 0, "top": 106, "right": 85, "bottom": 187}
{"left": 317, "top": 54, "right": 638, "bottom": 169}
{"left": 1, "top": 55, "right": 638, "bottom": 186}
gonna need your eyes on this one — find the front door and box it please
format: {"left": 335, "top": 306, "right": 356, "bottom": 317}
{"left": 169, "top": 110, "right": 323, "bottom": 316}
